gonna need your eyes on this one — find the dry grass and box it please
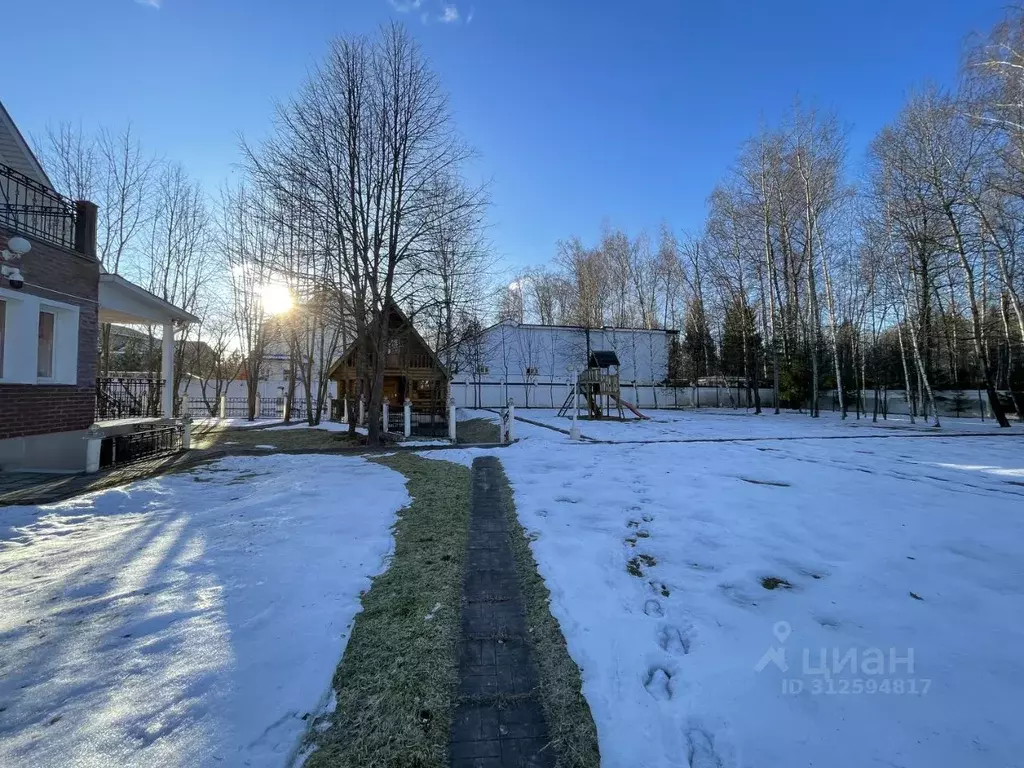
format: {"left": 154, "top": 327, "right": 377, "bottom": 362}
{"left": 492, "top": 463, "right": 601, "bottom": 768}
{"left": 191, "top": 421, "right": 358, "bottom": 451}
{"left": 455, "top": 418, "right": 501, "bottom": 444}
{"left": 303, "top": 454, "right": 470, "bottom": 768}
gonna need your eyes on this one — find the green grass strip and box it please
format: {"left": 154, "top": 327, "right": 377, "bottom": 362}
{"left": 492, "top": 461, "right": 601, "bottom": 768}
{"left": 305, "top": 453, "right": 470, "bottom": 768}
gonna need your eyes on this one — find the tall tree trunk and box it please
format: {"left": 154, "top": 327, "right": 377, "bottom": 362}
{"left": 818, "top": 230, "right": 845, "bottom": 418}
{"left": 895, "top": 315, "right": 917, "bottom": 425}
{"left": 947, "top": 212, "right": 1010, "bottom": 427}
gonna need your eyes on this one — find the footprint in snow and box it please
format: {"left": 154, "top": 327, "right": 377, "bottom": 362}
{"left": 643, "top": 666, "right": 674, "bottom": 701}
{"left": 686, "top": 727, "right": 725, "bottom": 768}
{"left": 643, "top": 599, "right": 664, "bottom": 617}
{"left": 649, "top": 580, "right": 670, "bottom": 597}
{"left": 658, "top": 624, "right": 693, "bottom": 655}
{"left": 643, "top": 513, "right": 654, "bottom": 523}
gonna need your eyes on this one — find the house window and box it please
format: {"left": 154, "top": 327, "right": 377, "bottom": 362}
{"left": 476, "top": 365, "right": 489, "bottom": 375}
{"left": 0, "top": 291, "right": 79, "bottom": 385}
{"left": 525, "top": 366, "right": 539, "bottom": 376}
{"left": 37, "top": 311, "right": 55, "bottom": 379}
{"left": 0, "top": 298, "right": 6, "bottom": 378}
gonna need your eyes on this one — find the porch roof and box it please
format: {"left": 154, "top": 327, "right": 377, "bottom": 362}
{"left": 98, "top": 273, "right": 199, "bottom": 326}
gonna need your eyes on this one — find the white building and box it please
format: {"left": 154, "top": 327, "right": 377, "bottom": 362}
{"left": 453, "top": 320, "right": 678, "bottom": 409}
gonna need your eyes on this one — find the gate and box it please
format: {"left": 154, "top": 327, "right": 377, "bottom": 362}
{"left": 410, "top": 404, "right": 448, "bottom": 438}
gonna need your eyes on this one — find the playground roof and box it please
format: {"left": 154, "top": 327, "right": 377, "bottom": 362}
{"left": 589, "top": 350, "right": 620, "bottom": 368}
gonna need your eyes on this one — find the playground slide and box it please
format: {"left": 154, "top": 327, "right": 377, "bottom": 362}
{"left": 611, "top": 393, "right": 650, "bottom": 420}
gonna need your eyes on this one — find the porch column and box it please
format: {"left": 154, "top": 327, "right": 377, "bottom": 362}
{"left": 161, "top": 322, "right": 175, "bottom": 418}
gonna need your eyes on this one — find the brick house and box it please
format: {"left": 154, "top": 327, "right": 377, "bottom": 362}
{"left": 0, "top": 100, "right": 196, "bottom": 473}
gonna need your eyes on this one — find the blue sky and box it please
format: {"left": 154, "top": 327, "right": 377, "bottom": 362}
{"left": 4, "top": 0, "right": 1008, "bottom": 271}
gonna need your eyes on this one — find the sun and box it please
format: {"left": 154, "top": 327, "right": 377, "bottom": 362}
{"left": 260, "top": 282, "right": 293, "bottom": 315}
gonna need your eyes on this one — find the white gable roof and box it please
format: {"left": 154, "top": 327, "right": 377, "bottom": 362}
{"left": 0, "top": 100, "right": 54, "bottom": 189}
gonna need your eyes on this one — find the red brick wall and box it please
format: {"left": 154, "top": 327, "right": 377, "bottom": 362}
{"left": 0, "top": 386, "right": 96, "bottom": 439}
{"left": 0, "top": 225, "right": 99, "bottom": 440}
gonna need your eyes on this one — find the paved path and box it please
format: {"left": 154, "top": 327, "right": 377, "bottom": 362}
{"left": 450, "top": 456, "right": 554, "bottom": 768}
{"left": 0, "top": 450, "right": 225, "bottom": 506}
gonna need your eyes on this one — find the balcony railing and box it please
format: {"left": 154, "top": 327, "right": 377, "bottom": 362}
{"left": 96, "top": 377, "right": 165, "bottom": 420}
{"left": 0, "top": 161, "right": 77, "bottom": 251}
{"left": 99, "top": 424, "right": 183, "bottom": 469}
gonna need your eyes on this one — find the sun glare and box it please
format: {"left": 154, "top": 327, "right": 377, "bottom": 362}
{"left": 260, "top": 283, "right": 293, "bottom": 315}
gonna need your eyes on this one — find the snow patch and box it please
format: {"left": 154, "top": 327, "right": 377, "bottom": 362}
{"left": 0, "top": 454, "right": 410, "bottom": 768}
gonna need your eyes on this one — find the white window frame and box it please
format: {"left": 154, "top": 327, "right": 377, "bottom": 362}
{"left": 0, "top": 286, "right": 80, "bottom": 386}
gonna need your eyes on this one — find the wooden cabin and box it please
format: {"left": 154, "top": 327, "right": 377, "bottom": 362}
{"left": 328, "top": 302, "right": 448, "bottom": 406}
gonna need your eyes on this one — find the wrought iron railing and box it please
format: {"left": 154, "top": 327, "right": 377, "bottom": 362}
{"left": 260, "top": 397, "right": 284, "bottom": 418}
{"left": 224, "top": 397, "right": 250, "bottom": 418}
{"left": 182, "top": 398, "right": 218, "bottom": 418}
{"left": 410, "top": 406, "right": 448, "bottom": 437}
{"left": 0, "top": 162, "right": 77, "bottom": 251}
{"left": 99, "top": 424, "right": 183, "bottom": 469}
{"left": 96, "top": 377, "right": 165, "bottom": 419}
{"left": 385, "top": 408, "right": 405, "bottom": 433}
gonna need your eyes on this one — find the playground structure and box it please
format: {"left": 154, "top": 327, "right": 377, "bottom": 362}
{"left": 558, "top": 351, "right": 650, "bottom": 420}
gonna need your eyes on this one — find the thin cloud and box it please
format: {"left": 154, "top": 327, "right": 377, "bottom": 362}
{"left": 440, "top": 4, "right": 459, "bottom": 23}
{"left": 388, "top": 0, "right": 422, "bottom": 11}
{"left": 135, "top": 0, "right": 161, "bottom": 7}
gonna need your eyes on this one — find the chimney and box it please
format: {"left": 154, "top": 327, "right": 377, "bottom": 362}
{"left": 73, "top": 200, "right": 98, "bottom": 258}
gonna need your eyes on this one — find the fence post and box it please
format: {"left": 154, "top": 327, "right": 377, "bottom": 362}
{"left": 84, "top": 424, "right": 103, "bottom": 474}
{"left": 182, "top": 414, "right": 193, "bottom": 450}
{"left": 179, "top": 394, "right": 189, "bottom": 420}
{"left": 448, "top": 396, "right": 457, "bottom": 442}
{"left": 219, "top": 394, "right": 226, "bottom": 419}
{"left": 255, "top": 394, "right": 262, "bottom": 421}
{"left": 507, "top": 399, "right": 516, "bottom": 442}
{"left": 359, "top": 397, "right": 366, "bottom": 426}
{"left": 404, "top": 398, "right": 412, "bottom": 438}
{"left": 382, "top": 400, "right": 390, "bottom": 433}
{"left": 341, "top": 397, "right": 348, "bottom": 424}
{"left": 281, "top": 396, "right": 289, "bottom": 420}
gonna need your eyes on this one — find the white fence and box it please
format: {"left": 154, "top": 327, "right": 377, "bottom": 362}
{"left": 817, "top": 389, "right": 1013, "bottom": 420}
{"left": 451, "top": 380, "right": 1015, "bottom": 421}
{"left": 451, "top": 380, "right": 777, "bottom": 410}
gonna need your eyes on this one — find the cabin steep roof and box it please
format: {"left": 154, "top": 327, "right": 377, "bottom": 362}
{"left": 328, "top": 301, "right": 448, "bottom": 379}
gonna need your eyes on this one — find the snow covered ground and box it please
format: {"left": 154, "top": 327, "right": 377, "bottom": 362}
{"left": 265, "top": 421, "right": 355, "bottom": 433}
{"left": 514, "top": 406, "right": 1015, "bottom": 442}
{"left": 0, "top": 455, "right": 409, "bottom": 768}
{"left": 194, "top": 417, "right": 283, "bottom": 429}
{"left": 481, "top": 415, "right": 1024, "bottom": 767}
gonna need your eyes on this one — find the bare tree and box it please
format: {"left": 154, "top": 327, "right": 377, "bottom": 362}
{"left": 219, "top": 184, "right": 276, "bottom": 420}
{"left": 243, "top": 24, "right": 474, "bottom": 444}
{"left": 144, "top": 163, "right": 213, "bottom": 403}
